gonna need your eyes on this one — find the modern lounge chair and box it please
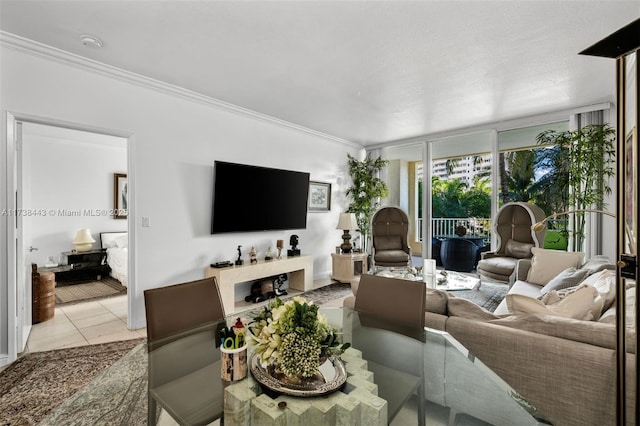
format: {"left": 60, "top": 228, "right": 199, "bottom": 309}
{"left": 476, "top": 202, "right": 546, "bottom": 283}
{"left": 371, "top": 206, "right": 412, "bottom": 268}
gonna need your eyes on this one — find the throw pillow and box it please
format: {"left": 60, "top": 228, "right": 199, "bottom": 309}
{"left": 580, "top": 255, "right": 615, "bottom": 276}
{"left": 526, "top": 248, "right": 585, "bottom": 285}
{"left": 539, "top": 267, "right": 590, "bottom": 295}
{"left": 504, "top": 239, "right": 535, "bottom": 259}
{"left": 447, "top": 296, "right": 500, "bottom": 321}
{"left": 539, "top": 283, "right": 586, "bottom": 305}
{"left": 586, "top": 269, "right": 616, "bottom": 313}
{"left": 506, "top": 286, "right": 603, "bottom": 321}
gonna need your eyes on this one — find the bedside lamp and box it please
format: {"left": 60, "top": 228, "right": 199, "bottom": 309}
{"left": 72, "top": 228, "right": 95, "bottom": 252}
{"left": 336, "top": 213, "right": 358, "bottom": 254}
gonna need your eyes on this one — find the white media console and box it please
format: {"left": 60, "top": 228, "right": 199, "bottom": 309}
{"left": 205, "top": 254, "right": 314, "bottom": 314}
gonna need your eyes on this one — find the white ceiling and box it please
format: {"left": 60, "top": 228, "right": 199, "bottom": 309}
{"left": 1, "top": 1, "right": 637, "bottom": 146}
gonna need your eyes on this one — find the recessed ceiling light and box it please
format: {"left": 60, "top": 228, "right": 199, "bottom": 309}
{"left": 80, "top": 35, "right": 103, "bottom": 48}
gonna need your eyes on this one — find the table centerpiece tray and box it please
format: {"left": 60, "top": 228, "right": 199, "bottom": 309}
{"left": 249, "top": 353, "right": 347, "bottom": 397}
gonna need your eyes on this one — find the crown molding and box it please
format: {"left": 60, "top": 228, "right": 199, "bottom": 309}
{"left": 0, "top": 31, "right": 361, "bottom": 148}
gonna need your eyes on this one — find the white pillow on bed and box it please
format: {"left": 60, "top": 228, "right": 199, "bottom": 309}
{"left": 114, "top": 235, "right": 128, "bottom": 248}
{"left": 103, "top": 239, "right": 118, "bottom": 249}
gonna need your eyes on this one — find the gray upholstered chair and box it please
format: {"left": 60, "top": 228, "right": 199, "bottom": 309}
{"left": 371, "top": 206, "right": 411, "bottom": 267}
{"left": 144, "top": 277, "right": 225, "bottom": 425}
{"left": 476, "top": 202, "right": 547, "bottom": 283}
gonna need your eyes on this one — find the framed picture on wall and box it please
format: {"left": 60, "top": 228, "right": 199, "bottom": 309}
{"left": 114, "top": 173, "right": 128, "bottom": 219}
{"left": 308, "top": 181, "right": 331, "bottom": 211}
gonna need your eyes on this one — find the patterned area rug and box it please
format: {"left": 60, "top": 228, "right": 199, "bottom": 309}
{"left": 0, "top": 338, "right": 145, "bottom": 425}
{"left": 56, "top": 277, "right": 126, "bottom": 305}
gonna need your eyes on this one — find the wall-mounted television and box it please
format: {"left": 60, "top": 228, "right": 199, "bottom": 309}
{"left": 211, "top": 161, "right": 310, "bottom": 234}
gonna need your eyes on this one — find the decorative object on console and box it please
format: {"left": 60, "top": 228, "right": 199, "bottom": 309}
{"left": 287, "top": 234, "right": 300, "bottom": 257}
{"left": 72, "top": 228, "right": 95, "bottom": 252}
{"left": 308, "top": 181, "right": 331, "bottom": 211}
{"left": 265, "top": 247, "right": 273, "bottom": 261}
{"left": 235, "top": 245, "right": 244, "bottom": 266}
{"left": 454, "top": 223, "right": 467, "bottom": 237}
{"left": 249, "top": 246, "right": 257, "bottom": 264}
{"left": 336, "top": 213, "right": 357, "bottom": 254}
{"left": 276, "top": 239, "right": 284, "bottom": 259}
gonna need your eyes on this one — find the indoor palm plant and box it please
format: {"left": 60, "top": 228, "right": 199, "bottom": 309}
{"left": 535, "top": 124, "right": 616, "bottom": 251}
{"left": 345, "top": 153, "right": 389, "bottom": 253}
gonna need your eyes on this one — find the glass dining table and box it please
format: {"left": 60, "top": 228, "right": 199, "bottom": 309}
{"left": 148, "top": 307, "right": 549, "bottom": 426}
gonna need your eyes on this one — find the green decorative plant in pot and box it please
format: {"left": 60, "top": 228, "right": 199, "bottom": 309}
{"left": 535, "top": 124, "right": 616, "bottom": 252}
{"left": 345, "top": 153, "right": 389, "bottom": 253}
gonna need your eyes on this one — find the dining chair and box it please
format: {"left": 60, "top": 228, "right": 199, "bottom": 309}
{"left": 354, "top": 273, "right": 426, "bottom": 329}
{"left": 144, "top": 277, "right": 225, "bottom": 426}
{"left": 353, "top": 273, "right": 426, "bottom": 425}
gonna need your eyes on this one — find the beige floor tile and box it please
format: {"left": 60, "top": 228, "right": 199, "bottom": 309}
{"left": 60, "top": 301, "right": 111, "bottom": 322}
{"left": 73, "top": 311, "right": 121, "bottom": 330}
{"left": 28, "top": 321, "right": 78, "bottom": 342}
{"left": 78, "top": 318, "right": 129, "bottom": 341}
{"left": 84, "top": 329, "right": 144, "bottom": 345}
{"left": 28, "top": 329, "right": 88, "bottom": 352}
{"left": 31, "top": 309, "right": 71, "bottom": 329}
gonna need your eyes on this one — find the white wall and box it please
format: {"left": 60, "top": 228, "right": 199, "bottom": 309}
{"left": 23, "top": 128, "right": 127, "bottom": 266}
{"left": 0, "top": 43, "right": 361, "bottom": 355}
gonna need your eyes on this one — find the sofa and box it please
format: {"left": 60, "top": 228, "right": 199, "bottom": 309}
{"left": 344, "top": 251, "right": 637, "bottom": 425}
{"left": 424, "top": 251, "right": 637, "bottom": 426}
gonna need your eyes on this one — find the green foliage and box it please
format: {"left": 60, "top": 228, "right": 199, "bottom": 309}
{"left": 535, "top": 124, "right": 616, "bottom": 251}
{"left": 346, "top": 153, "right": 389, "bottom": 247}
{"left": 430, "top": 176, "right": 491, "bottom": 218}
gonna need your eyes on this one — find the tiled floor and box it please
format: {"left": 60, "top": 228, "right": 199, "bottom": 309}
{"left": 23, "top": 294, "right": 145, "bottom": 355}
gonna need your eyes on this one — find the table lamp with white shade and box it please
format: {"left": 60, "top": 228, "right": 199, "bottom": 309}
{"left": 72, "top": 228, "right": 95, "bottom": 252}
{"left": 336, "top": 213, "right": 358, "bottom": 254}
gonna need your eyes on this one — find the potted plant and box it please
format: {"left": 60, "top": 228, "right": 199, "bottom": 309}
{"left": 345, "top": 153, "right": 389, "bottom": 253}
{"left": 535, "top": 124, "right": 616, "bottom": 252}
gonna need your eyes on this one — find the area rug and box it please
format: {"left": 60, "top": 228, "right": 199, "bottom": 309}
{"left": 0, "top": 338, "right": 145, "bottom": 425}
{"left": 452, "top": 281, "right": 509, "bottom": 312}
{"left": 56, "top": 277, "right": 126, "bottom": 305}
{"left": 41, "top": 343, "right": 150, "bottom": 426}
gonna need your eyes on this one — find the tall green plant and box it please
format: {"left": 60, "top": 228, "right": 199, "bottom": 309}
{"left": 535, "top": 124, "right": 616, "bottom": 251}
{"left": 345, "top": 153, "right": 389, "bottom": 252}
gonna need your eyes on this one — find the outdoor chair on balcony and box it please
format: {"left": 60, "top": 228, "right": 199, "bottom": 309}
{"left": 371, "top": 206, "right": 411, "bottom": 268}
{"left": 476, "top": 202, "right": 547, "bottom": 283}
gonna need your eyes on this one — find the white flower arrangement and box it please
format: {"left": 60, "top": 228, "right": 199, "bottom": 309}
{"left": 249, "top": 296, "right": 349, "bottom": 378}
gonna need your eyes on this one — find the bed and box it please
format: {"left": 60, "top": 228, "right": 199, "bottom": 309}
{"left": 100, "top": 232, "right": 128, "bottom": 287}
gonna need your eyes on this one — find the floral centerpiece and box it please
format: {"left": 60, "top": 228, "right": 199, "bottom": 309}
{"left": 249, "top": 296, "right": 349, "bottom": 379}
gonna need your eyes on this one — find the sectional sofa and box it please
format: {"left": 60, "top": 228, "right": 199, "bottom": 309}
{"left": 344, "top": 252, "right": 637, "bottom": 425}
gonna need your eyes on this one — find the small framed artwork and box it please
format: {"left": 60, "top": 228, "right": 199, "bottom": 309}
{"left": 308, "top": 181, "right": 331, "bottom": 211}
{"left": 113, "top": 173, "right": 128, "bottom": 219}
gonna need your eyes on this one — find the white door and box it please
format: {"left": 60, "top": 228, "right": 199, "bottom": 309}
{"left": 14, "top": 121, "right": 33, "bottom": 353}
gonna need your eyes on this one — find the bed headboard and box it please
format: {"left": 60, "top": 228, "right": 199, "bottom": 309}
{"left": 100, "top": 232, "right": 127, "bottom": 249}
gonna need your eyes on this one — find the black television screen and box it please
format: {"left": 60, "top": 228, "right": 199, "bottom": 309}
{"left": 211, "top": 161, "right": 310, "bottom": 234}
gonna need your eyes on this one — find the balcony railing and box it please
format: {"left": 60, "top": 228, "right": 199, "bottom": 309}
{"left": 417, "top": 217, "right": 492, "bottom": 246}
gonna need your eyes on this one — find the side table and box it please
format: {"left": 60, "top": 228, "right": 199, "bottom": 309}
{"left": 331, "top": 252, "right": 369, "bottom": 284}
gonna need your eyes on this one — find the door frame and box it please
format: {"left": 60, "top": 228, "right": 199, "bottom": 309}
{"left": 4, "top": 111, "right": 135, "bottom": 363}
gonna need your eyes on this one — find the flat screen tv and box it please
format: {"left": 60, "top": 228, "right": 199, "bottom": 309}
{"left": 211, "top": 161, "right": 310, "bottom": 234}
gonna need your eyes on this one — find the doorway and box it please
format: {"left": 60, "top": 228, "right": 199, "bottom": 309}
{"left": 5, "top": 113, "right": 134, "bottom": 362}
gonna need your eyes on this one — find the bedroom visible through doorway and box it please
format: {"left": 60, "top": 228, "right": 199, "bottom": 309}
{"left": 21, "top": 123, "right": 129, "bottom": 330}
